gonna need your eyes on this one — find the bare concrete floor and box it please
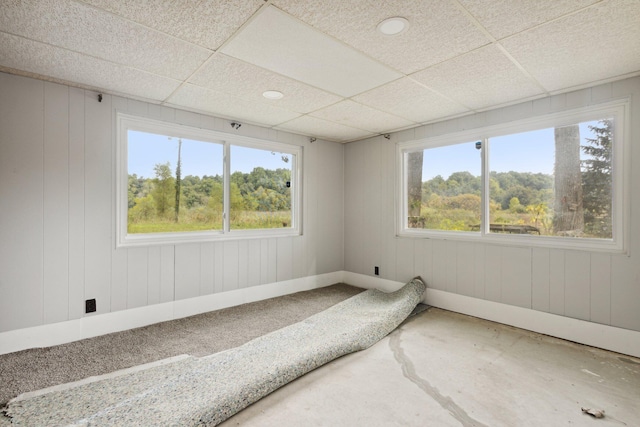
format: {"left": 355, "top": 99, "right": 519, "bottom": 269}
{"left": 221, "top": 307, "right": 640, "bottom": 427}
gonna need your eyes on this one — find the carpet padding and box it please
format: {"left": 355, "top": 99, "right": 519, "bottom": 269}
{"left": 3, "top": 278, "right": 425, "bottom": 426}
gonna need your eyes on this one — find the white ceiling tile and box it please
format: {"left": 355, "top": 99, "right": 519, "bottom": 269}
{"left": 310, "top": 100, "right": 416, "bottom": 133}
{"left": 167, "top": 84, "right": 301, "bottom": 127}
{"left": 221, "top": 5, "right": 402, "bottom": 97}
{"left": 353, "top": 77, "right": 470, "bottom": 123}
{"left": 81, "top": 0, "right": 265, "bottom": 50}
{"left": 189, "top": 54, "right": 342, "bottom": 114}
{"left": 411, "top": 45, "right": 545, "bottom": 110}
{"left": 501, "top": 0, "right": 640, "bottom": 92}
{"left": 273, "top": 0, "right": 491, "bottom": 74}
{"left": 276, "top": 116, "right": 375, "bottom": 143}
{"left": 458, "top": 0, "right": 600, "bottom": 40}
{"left": 0, "top": 32, "right": 181, "bottom": 100}
{"left": 0, "top": 0, "right": 211, "bottom": 80}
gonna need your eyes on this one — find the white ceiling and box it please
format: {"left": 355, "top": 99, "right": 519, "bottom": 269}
{"left": 1, "top": 0, "right": 639, "bottom": 143}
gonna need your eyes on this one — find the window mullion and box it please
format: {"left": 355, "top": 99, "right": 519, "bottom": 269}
{"left": 481, "top": 137, "right": 489, "bottom": 235}
{"left": 223, "top": 142, "right": 230, "bottom": 233}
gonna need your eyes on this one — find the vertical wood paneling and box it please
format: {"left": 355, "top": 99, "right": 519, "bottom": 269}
{"left": 160, "top": 246, "right": 175, "bottom": 303}
{"left": 200, "top": 243, "right": 214, "bottom": 295}
{"left": 110, "top": 96, "right": 129, "bottom": 312}
{"left": 589, "top": 253, "right": 611, "bottom": 325}
{"left": 501, "top": 247, "right": 531, "bottom": 309}
{"left": 223, "top": 241, "right": 239, "bottom": 291}
{"left": 413, "top": 239, "right": 425, "bottom": 281}
{"left": 84, "top": 92, "right": 112, "bottom": 314}
{"left": 127, "top": 247, "right": 147, "bottom": 309}
{"left": 238, "top": 240, "right": 249, "bottom": 289}
{"left": 531, "top": 248, "right": 550, "bottom": 312}
{"left": 247, "top": 240, "right": 261, "bottom": 287}
{"left": 484, "top": 246, "right": 502, "bottom": 302}
{"left": 0, "top": 75, "right": 44, "bottom": 332}
{"left": 68, "top": 87, "right": 85, "bottom": 320}
{"left": 395, "top": 239, "right": 414, "bottom": 282}
{"left": 564, "top": 251, "right": 591, "bottom": 321}
{"left": 276, "top": 237, "right": 293, "bottom": 282}
{"left": 445, "top": 241, "right": 457, "bottom": 293}
{"left": 111, "top": 248, "right": 128, "bottom": 312}
{"left": 267, "top": 238, "right": 277, "bottom": 284}
{"left": 213, "top": 241, "right": 224, "bottom": 293}
{"left": 611, "top": 256, "right": 640, "bottom": 330}
{"left": 548, "top": 249, "right": 565, "bottom": 315}
{"left": 381, "top": 141, "right": 396, "bottom": 281}
{"left": 43, "top": 82, "right": 69, "bottom": 324}
{"left": 316, "top": 141, "right": 343, "bottom": 275}
{"left": 147, "top": 246, "right": 161, "bottom": 305}
{"left": 421, "top": 239, "right": 434, "bottom": 287}
{"left": 259, "top": 239, "right": 269, "bottom": 285}
{"left": 175, "top": 244, "right": 200, "bottom": 300}
{"left": 456, "top": 242, "right": 475, "bottom": 297}
{"left": 431, "top": 240, "right": 447, "bottom": 291}
{"left": 473, "top": 243, "right": 486, "bottom": 299}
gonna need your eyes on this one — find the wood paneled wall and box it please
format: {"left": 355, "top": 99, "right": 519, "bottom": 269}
{"left": 345, "top": 77, "right": 640, "bottom": 333}
{"left": 0, "top": 73, "right": 344, "bottom": 333}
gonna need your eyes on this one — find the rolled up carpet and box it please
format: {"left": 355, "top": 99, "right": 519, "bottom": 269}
{"left": 3, "top": 277, "right": 426, "bottom": 426}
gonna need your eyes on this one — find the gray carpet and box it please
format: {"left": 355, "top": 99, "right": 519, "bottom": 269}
{"left": 3, "top": 279, "right": 425, "bottom": 426}
{"left": 0, "top": 283, "right": 363, "bottom": 409}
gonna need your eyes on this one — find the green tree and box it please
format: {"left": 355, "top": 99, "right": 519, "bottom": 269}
{"left": 152, "top": 162, "right": 175, "bottom": 218}
{"left": 581, "top": 119, "right": 612, "bottom": 237}
{"left": 174, "top": 139, "right": 182, "bottom": 222}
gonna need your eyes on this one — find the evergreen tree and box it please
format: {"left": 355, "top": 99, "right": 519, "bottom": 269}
{"left": 581, "top": 119, "right": 613, "bottom": 237}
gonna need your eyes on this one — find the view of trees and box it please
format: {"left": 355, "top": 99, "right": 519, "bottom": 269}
{"left": 411, "top": 120, "right": 613, "bottom": 239}
{"left": 128, "top": 164, "right": 292, "bottom": 234}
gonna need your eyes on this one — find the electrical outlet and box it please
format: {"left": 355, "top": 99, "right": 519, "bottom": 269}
{"left": 374, "top": 266, "right": 379, "bottom": 276}
{"left": 85, "top": 299, "right": 96, "bottom": 313}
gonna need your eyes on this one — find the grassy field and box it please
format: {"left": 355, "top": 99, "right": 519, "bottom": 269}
{"left": 128, "top": 211, "right": 291, "bottom": 234}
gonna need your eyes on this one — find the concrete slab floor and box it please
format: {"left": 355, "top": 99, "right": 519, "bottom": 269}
{"left": 221, "top": 307, "right": 640, "bottom": 426}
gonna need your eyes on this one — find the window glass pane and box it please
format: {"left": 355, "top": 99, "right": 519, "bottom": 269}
{"left": 127, "top": 130, "right": 223, "bottom": 234}
{"left": 229, "top": 145, "right": 293, "bottom": 230}
{"left": 407, "top": 141, "right": 481, "bottom": 231}
{"left": 488, "top": 119, "right": 613, "bottom": 239}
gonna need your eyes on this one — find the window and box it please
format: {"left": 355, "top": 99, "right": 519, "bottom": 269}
{"left": 398, "top": 101, "right": 628, "bottom": 252}
{"left": 117, "top": 114, "right": 302, "bottom": 247}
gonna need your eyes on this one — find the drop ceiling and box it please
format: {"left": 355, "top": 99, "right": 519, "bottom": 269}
{"left": 1, "top": 0, "right": 639, "bottom": 143}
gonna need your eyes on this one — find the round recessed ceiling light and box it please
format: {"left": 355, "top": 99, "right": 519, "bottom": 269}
{"left": 377, "top": 17, "right": 409, "bottom": 36}
{"left": 262, "top": 90, "right": 284, "bottom": 100}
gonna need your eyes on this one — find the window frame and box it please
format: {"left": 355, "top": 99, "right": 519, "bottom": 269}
{"left": 397, "top": 100, "right": 630, "bottom": 253}
{"left": 116, "top": 113, "right": 303, "bottom": 248}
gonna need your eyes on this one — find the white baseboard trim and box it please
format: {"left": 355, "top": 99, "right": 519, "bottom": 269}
{"left": 4, "top": 271, "right": 638, "bottom": 359}
{"left": 343, "top": 272, "right": 640, "bottom": 358}
{"left": 0, "top": 271, "right": 343, "bottom": 355}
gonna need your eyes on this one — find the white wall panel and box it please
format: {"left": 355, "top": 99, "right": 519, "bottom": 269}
{"left": 531, "top": 248, "right": 550, "bottom": 312}
{"left": 455, "top": 242, "right": 475, "bottom": 297}
{"left": 501, "top": 247, "right": 531, "bottom": 309}
{"left": 395, "top": 238, "right": 414, "bottom": 283}
{"left": 147, "top": 246, "right": 161, "bottom": 305}
{"left": 247, "top": 240, "right": 261, "bottom": 287}
{"left": 430, "top": 240, "right": 448, "bottom": 291}
{"left": 276, "top": 237, "right": 293, "bottom": 282}
{"left": 563, "top": 251, "right": 591, "bottom": 321}
{"left": 589, "top": 253, "right": 611, "bottom": 325}
{"left": 160, "top": 245, "right": 175, "bottom": 303}
{"left": 111, "top": 248, "right": 128, "bottom": 311}
{"left": 83, "top": 92, "right": 112, "bottom": 315}
{"left": 175, "top": 244, "right": 201, "bottom": 300}
{"left": 213, "top": 241, "right": 224, "bottom": 293}
{"left": 199, "top": 242, "right": 215, "bottom": 295}
{"left": 43, "top": 82, "right": 70, "bottom": 324}
{"left": 548, "top": 249, "right": 566, "bottom": 315}
{"left": 484, "top": 245, "right": 502, "bottom": 303}
{"left": 127, "top": 247, "right": 148, "bottom": 309}
{"left": 0, "top": 74, "right": 44, "bottom": 332}
{"left": 223, "top": 241, "right": 239, "bottom": 291}
{"left": 238, "top": 240, "right": 249, "bottom": 289}
{"left": 473, "top": 243, "right": 486, "bottom": 299}
{"left": 68, "top": 87, "right": 86, "bottom": 320}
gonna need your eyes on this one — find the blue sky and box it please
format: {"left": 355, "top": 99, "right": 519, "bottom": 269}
{"left": 421, "top": 121, "right": 600, "bottom": 181}
{"left": 128, "top": 131, "right": 292, "bottom": 178}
